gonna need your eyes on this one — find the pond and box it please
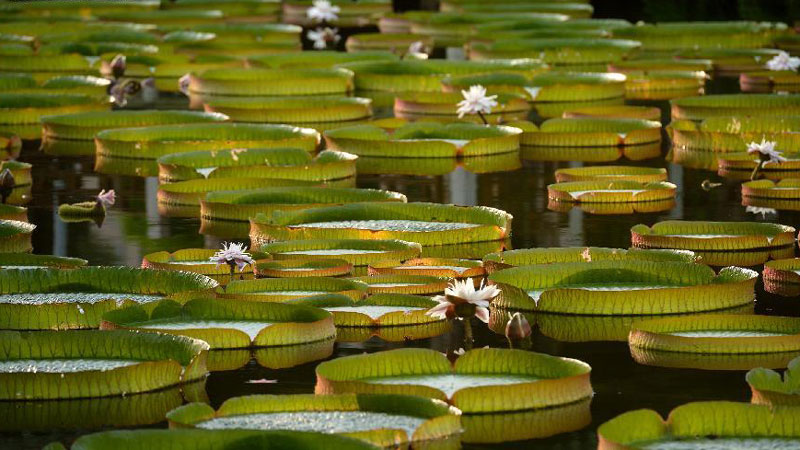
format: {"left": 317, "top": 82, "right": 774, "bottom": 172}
{"left": 2, "top": 2, "right": 800, "bottom": 449}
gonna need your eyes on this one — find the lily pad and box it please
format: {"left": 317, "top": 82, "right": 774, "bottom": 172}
{"left": 0, "top": 266, "right": 218, "bottom": 330}
{"left": 260, "top": 239, "right": 421, "bottom": 276}
{"left": 483, "top": 246, "right": 699, "bottom": 273}
{"left": 548, "top": 181, "right": 676, "bottom": 205}
{"left": 204, "top": 96, "right": 372, "bottom": 130}
{"left": 95, "top": 123, "right": 320, "bottom": 177}
{"left": 611, "top": 21, "right": 788, "bottom": 51}
{"left": 562, "top": 105, "right": 662, "bottom": 120}
{"left": 489, "top": 260, "right": 756, "bottom": 313}
{"left": 0, "top": 329, "right": 208, "bottom": 400}
{"left": 102, "top": 298, "right": 335, "bottom": 350}
{"left": 0, "top": 219, "right": 33, "bottom": 252}
{"left": 187, "top": 67, "right": 354, "bottom": 97}
{"left": 555, "top": 166, "right": 668, "bottom": 183}
{"left": 597, "top": 401, "right": 800, "bottom": 449}
{"left": 282, "top": 0, "right": 392, "bottom": 27}
{"left": 629, "top": 315, "right": 800, "bottom": 370}
{"left": 249, "top": 202, "right": 512, "bottom": 248}
{"left": 250, "top": 50, "right": 397, "bottom": 70}
{"left": 290, "top": 293, "right": 441, "bottom": 329}
{"left": 631, "top": 220, "right": 796, "bottom": 266}
{"left": 324, "top": 122, "right": 522, "bottom": 158}
{"left": 394, "top": 91, "right": 530, "bottom": 124}
{"left": 350, "top": 274, "right": 449, "bottom": 295}
{"left": 746, "top": 355, "right": 800, "bottom": 406}
{"left": 368, "top": 257, "right": 485, "bottom": 279}
{"left": 168, "top": 393, "right": 459, "bottom": 448}
{"left": 218, "top": 277, "right": 368, "bottom": 302}
{"left": 468, "top": 38, "right": 640, "bottom": 68}
{"left": 622, "top": 71, "right": 708, "bottom": 100}
{"left": 141, "top": 248, "right": 266, "bottom": 281}
{"left": 671, "top": 94, "right": 800, "bottom": 121}
{"left": 0, "top": 253, "right": 86, "bottom": 270}
{"left": 157, "top": 148, "right": 349, "bottom": 183}
{"left": 345, "top": 33, "right": 433, "bottom": 55}
{"left": 520, "top": 117, "right": 661, "bottom": 147}
{"left": 0, "top": 93, "right": 109, "bottom": 139}
{"left": 315, "top": 347, "right": 592, "bottom": 414}
{"left": 255, "top": 259, "right": 352, "bottom": 278}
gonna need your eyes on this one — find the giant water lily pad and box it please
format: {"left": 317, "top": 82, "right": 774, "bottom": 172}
{"left": 547, "top": 180, "right": 676, "bottom": 209}
{"left": 763, "top": 258, "right": 800, "bottom": 286}
{"left": 324, "top": 122, "right": 521, "bottom": 158}
{"left": 675, "top": 48, "right": 785, "bottom": 74}
{"left": 167, "top": 393, "right": 460, "bottom": 448}
{"left": 394, "top": 92, "right": 530, "bottom": 124}
{"left": 0, "top": 253, "right": 86, "bottom": 270}
{"left": 520, "top": 118, "right": 661, "bottom": 147}
{"left": 95, "top": 123, "right": 319, "bottom": 177}
{"left": 0, "top": 160, "right": 31, "bottom": 205}
{"left": 443, "top": 72, "right": 626, "bottom": 104}
{"left": 746, "top": 355, "right": 800, "bottom": 406}
{"left": 336, "top": 59, "right": 548, "bottom": 93}
{"left": 0, "top": 267, "right": 217, "bottom": 330}
{"left": 621, "top": 70, "right": 707, "bottom": 100}
{"left": 0, "top": 329, "right": 208, "bottom": 400}
{"left": 41, "top": 110, "right": 228, "bottom": 156}
{"left": 669, "top": 116, "right": 800, "bottom": 156}
{"left": 0, "top": 131, "right": 20, "bottom": 160}
{"left": 406, "top": 12, "right": 569, "bottom": 47}
{"left": 721, "top": 157, "right": 800, "bottom": 182}
{"left": 597, "top": 401, "right": 800, "bottom": 450}
{"left": 67, "top": 429, "right": 379, "bottom": 450}
{"left": 555, "top": 166, "right": 667, "bottom": 183}
{"left": 345, "top": 33, "right": 433, "bottom": 54}
{"left": 255, "top": 259, "right": 352, "bottom": 278}
{"left": 289, "top": 293, "right": 441, "bottom": 330}
{"left": 442, "top": 1, "right": 593, "bottom": 18}
{"left": 611, "top": 21, "right": 788, "bottom": 52}
{"left": 0, "top": 93, "right": 109, "bottom": 139}
{"left": 157, "top": 177, "right": 327, "bottom": 218}
{"left": 187, "top": 67, "right": 354, "bottom": 97}
{"left": 315, "top": 347, "right": 592, "bottom": 414}
{"left": 483, "top": 246, "right": 699, "bottom": 273}
{"left": 562, "top": 104, "right": 661, "bottom": 120}
{"left": 158, "top": 148, "right": 350, "bottom": 183}
{"left": 201, "top": 187, "right": 406, "bottom": 225}
{"left": 0, "top": 219, "right": 33, "bottom": 252}
{"left": 368, "top": 257, "right": 484, "bottom": 279}
{"left": 631, "top": 221, "right": 796, "bottom": 266}
{"left": 350, "top": 274, "right": 449, "bottom": 295}
{"left": 204, "top": 96, "right": 372, "bottom": 130}
{"left": 742, "top": 180, "right": 800, "bottom": 207}
{"left": 260, "top": 239, "right": 421, "bottom": 276}
{"left": 250, "top": 50, "right": 397, "bottom": 70}
{"left": 218, "top": 277, "right": 368, "bottom": 302}
{"left": 141, "top": 248, "right": 266, "bottom": 281}
{"left": 629, "top": 315, "right": 800, "bottom": 370}
{"left": 102, "top": 298, "right": 335, "bottom": 350}
{"left": 489, "top": 260, "right": 756, "bottom": 313}
{"left": 249, "top": 202, "right": 512, "bottom": 248}
{"left": 741, "top": 70, "right": 800, "bottom": 93}
{"left": 671, "top": 94, "right": 800, "bottom": 121}
{"left": 468, "top": 38, "right": 640, "bottom": 68}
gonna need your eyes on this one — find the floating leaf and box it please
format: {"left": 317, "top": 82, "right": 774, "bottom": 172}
{"left": 219, "top": 277, "right": 368, "bottom": 302}
{"left": 746, "top": 355, "right": 800, "bottom": 406}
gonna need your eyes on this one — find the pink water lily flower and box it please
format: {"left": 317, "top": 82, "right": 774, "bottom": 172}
{"left": 97, "top": 189, "right": 115, "bottom": 208}
{"left": 178, "top": 73, "right": 191, "bottom": 96}
{"left": 211, "top": 242, "right": 255, "bottom": 272}
{"left": 425, "top": 278, "right": 500, "bottom": 323}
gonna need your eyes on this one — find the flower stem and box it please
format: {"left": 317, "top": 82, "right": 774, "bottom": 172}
{"left": 506, "top": 336, "right": 514, "bottom": 349}
{"left": 463, "top": 319, "right": 473, "bottom": 351}
{"left": 477, "top": 111, "right": 488, "bottom": 125}
{"left": 751, "top": 161, "right": 764, "bottom": 181}
{"left": 228, "top": 264, "right": 235, "bottom": 284}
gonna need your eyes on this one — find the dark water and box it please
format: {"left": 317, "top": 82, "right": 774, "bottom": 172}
{"left": 6, "top": 73, "right": 800, "bottom": 449}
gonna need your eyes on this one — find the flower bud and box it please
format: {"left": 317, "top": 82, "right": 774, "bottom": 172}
{"left": 110, "top": 54, "right": 126, "bottom": 79}
{"left": 505, "top": 312, "right": 531, "bottom": 340}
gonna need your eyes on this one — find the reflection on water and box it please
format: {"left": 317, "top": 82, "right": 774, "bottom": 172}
{"left": 11, "top": 76, "right": 800, "bottom": 449}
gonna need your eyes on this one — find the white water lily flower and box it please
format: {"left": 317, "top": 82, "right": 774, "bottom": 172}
{"left": 425, "top": 278, "right": 499, "bottom": 323}
{"left": 408, "top": 41, "right": 429, "bottom": 55}
{"left": 211, "top": 242, "right": 255, "bottom": 272}
{"left": 97, "top": 189, "right": 115, "bottom": 208}
{"left": 307, "top": 27, "right": 340, "bottom": 50}
{"left": 765, "top": 51, "right": 800, "bottom": 72}
{"left": 747, "top": 139, "right": 786, "bottom": 163}
{"left": 178, "top": 73, "right": 191, "bottom": 96}
{"left": 456, "top": 85, "right": 498, "bottom": 119}
{"left": 746, "top": 206, "right": 777, "bottom": 217}
{"left": 307, "top": 0, "right": 340, "bottom": 23}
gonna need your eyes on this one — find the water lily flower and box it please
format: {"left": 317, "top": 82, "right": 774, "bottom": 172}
{"left": 425, "top": 278, "right": 499, "bottom": 323}
{"left": 96, "top": 189, "right": 115, "bottom": 208}
{"left": 307, "top": 27, "right": 340, "bottom": 50}
{"left": 109, "top": 54, "right": 126, "bottom": 79}
{"left": 505, "top": 312, "right": 532, "bottom": 340}
{"left": 307, "top": 0, "right": 340, "bottom": 23}
{"left": 747, "top": 139, "right": 786, "bottom": 163}
{"left": 456, "top": 85, "right": 498, "bottom": 123}
{"left": 178, "top": 73, "right": 191, "bottom": 96}
{"left": 746, "top": 206, "right": 777, "bottom": 217}
{"left": 765, "top": 51, "right": 800, "bottom": 72}
{"left": 211, "top": 242, "right": 255, "bottom": 272}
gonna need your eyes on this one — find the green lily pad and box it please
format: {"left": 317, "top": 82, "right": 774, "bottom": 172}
{"left": 141, "top": 248, "right": 266, "bottom": 281}
{"left": 260, "top": 239, "right": 421, "bottom": 275}
{"left": 316, "top": 347, "right": 592, "bottom": 413}
{"left": 0, "top": 329, "right": 208, "bottom": 400}
{"left": 0, "top": 266, "right": 218, "bottom": 330}
{"left": 102, "top": 297, "right": 335, "bottom": 350}
{"left": 0, "top": 92, "right": 109, "bottom": 139}
{"left": 746, "top": 355, "right": 800, "bottom": 406}
{"left": 204, "top": 96, "right": 372, "bottom": 129}
{"left": 255, "top": 259, "right": 353, "bottom": 278}
{"left": 0, "top": 219, "right": 33, "bottom": 253}
{"left": 611, "top": 21, "right": 788, "bottom": 52}
{"left": 671, "top": 94, "right": 800, "bottom": 121}
{"left": 188, "top": 68, "right": 354, "bottom": 97}
{"left": 483, "top": 246, "right": 698, "bottom": 273}
{"left": 218, "top": 277, "right": 368, "bottom": 302}
{"left": 468, "top": 38, "right": 640, "bottom": 67}
{"left": 0, "top": 253, "right": 86, "bottom": 270}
